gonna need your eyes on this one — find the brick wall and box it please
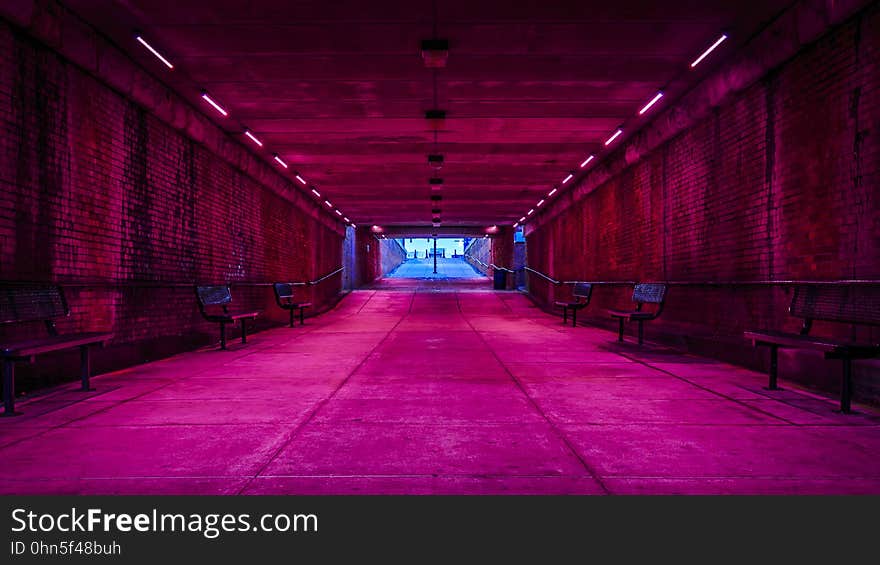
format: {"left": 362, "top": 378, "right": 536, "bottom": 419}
{"left": 354, "top": 228, "right": 406, "bottom": 286}
{"left": 526, "top": 5, "right": 880, "bottom": 403}
{"left": 0, "top": 21, "right": 344, "bottom": 389}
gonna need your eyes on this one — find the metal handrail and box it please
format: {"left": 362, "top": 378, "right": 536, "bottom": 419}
{"left": 3, "top": 267, "right": 346, "bottom": 290}
{"left": 464, "top": 254, "right": 489, "bottom": 269}
{"left": 291, "top": 266, "right": 345, "bottom": 286}
{"left": 490, "top": 264, "right": 516, "bottom": 273}
{"left": 523, "top": 266, "right": 560, "bottom": 285}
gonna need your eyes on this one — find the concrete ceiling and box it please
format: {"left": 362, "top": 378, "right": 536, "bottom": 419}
{"left": 64, "top": 0, "right": 792, "bottom": 230}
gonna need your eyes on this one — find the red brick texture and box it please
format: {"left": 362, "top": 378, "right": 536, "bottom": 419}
{"left": 353, "top": 228, "right": 406, "bottom": 286}
{"left": 526, "top": 7, "right": 880, "bottom": 403}
{"left": 0, "top": 21, "right": 344, "bottom": 387}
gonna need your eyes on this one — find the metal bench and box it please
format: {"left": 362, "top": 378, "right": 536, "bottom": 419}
{"left": 195, "top": 285, "right": 260, "bottom": 350}
{"left": 554, "top": 283, "right": 593, "bottom": 327}
{"left": 744, "top": 285, "right": 880, "bottom": 413}
{"left": 608, "top": 283, "right": 668, "bottom": 345}
{"left": 1, "top": 284, "right": 112, "bottom": 416}
{"left": 273, "top": 283, "right": 312, "bottom": 327}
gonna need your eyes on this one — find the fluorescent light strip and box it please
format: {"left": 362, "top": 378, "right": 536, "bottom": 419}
{"left": 295, "top": 175, "right": 307, "bottom": 185}
{"left": 513, "top": 222, "right": 519, "bottom": 228}
{"left": 639, "top": 92, "right": 664, "bottom": 115}
{"left": 537, "top": 199, "right": 545, "bottom": 207}
{"left": 201, "top": 93, "right": 228, "bottom": 117}
{"left": 244, "top": 130, "right": 263, "bottom": 147}
{"left": 691, "top": 34, "right": 728, "bottom": 68}
{"left": 343, "top": 217, "right": 350, "bottom": 223}
{"left": 519, "top": 216, "right": 526, "bottom": 223}
{"left": 335, "top": 210, "right": 343, "bottom": 216}
{"left": 324, "top": 200, "right": 333, "bottom": 208}
{"left": 605, "top": 129, "right": 623, "bottom": 146}
{"left": 580, "top": 155, "right": 595, "bottom": 168}
{"left": 135, "top": 36, "right": 173, "bottom": 69}
{"left": 273, "top": 154, "right": 288, "bottom": 168}
{"left": 311, "top": 188, "right": 321, "bottom": 197}
{"left": 562, "top": 173, "right": 573, "bottom": 184}
{"left": 548, "top": 188, "right": 557, "bottom": 196}
{"left": 527, "top": 209, "right": 534, "bottom": 216}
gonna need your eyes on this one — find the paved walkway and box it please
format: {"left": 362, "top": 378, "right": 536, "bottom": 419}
{"left": 1, "top": 279, "right": 879, "bottom": 494}
{"left": 387, "top": 258, "right": 485, "bottom": 279}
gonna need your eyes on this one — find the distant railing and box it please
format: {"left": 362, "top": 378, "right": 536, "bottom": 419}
{"left": 2, "top": 267, "right": 345, "bottom": 290}
{"left": 464, "top": 254, "right": 489, "bottom": 269}
{"left": 522, "top": 266, "right": 880, "bottom": 288}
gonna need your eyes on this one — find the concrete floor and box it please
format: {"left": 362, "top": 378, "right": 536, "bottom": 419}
{"left": 1, "top": 275, "right": 879, "bottom": 494}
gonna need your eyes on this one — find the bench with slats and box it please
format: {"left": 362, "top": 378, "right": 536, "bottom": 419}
{"left": 608, "top": 283, "right": 668, "bottom": 345}
{"left": 744, "top": 285, "right": 880, "bottom": 413}
{"left": 195, "top": 285, "right": 260, "bottom": 350}
{"left": 273, "top": 283, "right": 312, "bottom": 327}
{"left": 554, "top": 283, "right": 592, "bottom": 327}
{"left": 1, "top": 284, "right": 112, "bottom": 416}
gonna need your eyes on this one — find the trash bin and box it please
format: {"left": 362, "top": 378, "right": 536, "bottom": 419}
{"left": 493, "top": 268, "right": 507, "bottom": 290}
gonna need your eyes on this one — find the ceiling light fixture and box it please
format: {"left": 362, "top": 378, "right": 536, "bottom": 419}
{"left": 604, "top": 129, "right": 623, "bottom": 146}
{"left": 527, "top": 209, "right": 535, "bottom": 216}
{"left": 343, "top": 217, "right": 350, "bottom": 223}
{"left": 427, "top": 154, "right": 444, "bottom": 170}
{"left": 420, "top": 39, "right": 449, "bottom": 68}
{"left": 335, "top": 210, "right": 343, "bottom": 216}
{"left": 513, "top": 222, "right": 519, "bottom": 228}
{"left": 548, "top": 188, "right": 557, "bottom": 196}
{"left": 639, "top": 92, "right": 664, "bottom": 115}
{"left": 243, "top": 129, "right": 263, "bottom": 147}
{"left": 537, "top": 199, "right": 545, "bottom": 207}
{"left": 311, "top": 188, "right": 321, "bottom": 197}
{"left": 519, "top": 216, "right": 526, "bottom": 223}
{"left": 201, "top": 91, "right": 228, "bottom": 116}
{"left": 295, "top": 174, "right": 307, "bottom": 185}
{"left": 691, "top": 34, "right": 728, "bottom": 68}
{"left": 324, "top": 200, "right": 333, "bottom": 208}
{"left": 273, "top": 154, "right": 288, "bottom": 168}
{"left": 580, "top": 155, "right": 595, "bottom": 168}
{"left": 562, "top": 173, "right": 574, "bottom": 184}
{"left": 135, "top": 35, "right": 173, "bottom": 69}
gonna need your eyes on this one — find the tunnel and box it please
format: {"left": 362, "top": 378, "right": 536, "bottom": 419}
{"left": 0, "top": 0, "right": 879, "bottom": 496}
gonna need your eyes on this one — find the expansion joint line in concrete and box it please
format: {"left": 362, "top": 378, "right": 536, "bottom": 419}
{"left": 236, "top": 291, "right": 417, "bottom": 493}
{"left": 454, "top": 293, "right": 612, "bottom": 495}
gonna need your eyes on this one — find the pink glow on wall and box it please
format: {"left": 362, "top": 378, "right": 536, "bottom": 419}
{"left": 691, "top": 34, "right": 728, "bottom": 67}
{"left": 200, "top": 92, "right": 228, "bottom": 116}
{"left": 135, "top": 36, "right": 173, "bottom": 69}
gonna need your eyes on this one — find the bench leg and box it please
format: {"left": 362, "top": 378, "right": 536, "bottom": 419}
{"left": 289, "top": 308, "right": 295, "bottom": 328}
{"left": 79, "top": 345, "right": 94, "bottom": 392}
{"left": 637, "top": 320, "right": 644, "bottom": 345}
{"left": 2, "top": 359, "right": 17, "bottom": 416}
{"left": 767, "top": 345, "right": 779, "bottom": 390}
{"left": 840, "top": 357, "right": 852, "bottom": 414}
{"left": 300, "top": 307, "right": 305, "bottom": 326}
{"left": 571, "top": 308, "right": 577, "bottom": 327}
{"left": 617, "top": 318, "right": 624, "bottom": 342}
{"left": 220, "top": 323, "right": 228, "bottom": 350}
{"left": 241, "top": 320, "right": 248, "bottom": 344}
